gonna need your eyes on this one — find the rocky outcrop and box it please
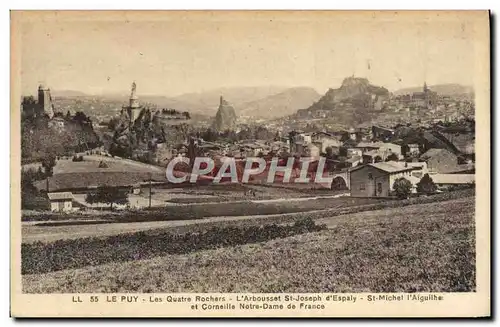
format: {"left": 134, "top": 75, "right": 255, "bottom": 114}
{"left": 213, "top": 96, "right": 237, "bottom": 131}
{"left": 314, "top": 77, "right": 389, "bottom": 108}
{"left": 296, "top": 77, "right": 390, "bottom": 125}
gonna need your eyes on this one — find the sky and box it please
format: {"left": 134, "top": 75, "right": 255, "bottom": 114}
{"left": 17, "top": 11, "right": 484, "bottom": 96}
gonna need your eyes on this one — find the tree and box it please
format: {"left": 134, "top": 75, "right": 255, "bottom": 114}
{"left": 73, "top": 111, "right": 92, "bottom": 126}
{"left": 107, "top": 117, "right": 120, "bottom": 130}
{"left": 338, "top": 147, "right": 348, "bottom": 157}
{"left": 85, "top": 186, "right": 129, "bottom": 210}
{"left": 385, "top": 153, "right": 399, "bottom": 162}
{"left": 36, "top": 166, "right": 44, "bottom": 179}
{"left": 393, "top": 177, "right": 412, "bottom": 199}
{"left": 41, "top": 153, "right": 56, "bottom": 177}
{"left": 325, "top": 146, "right": 335, "bottom": 159}
{"left": 254, "top": 126, "right": 273, "bottom": 140}
{"left": 340, "top": 132, "right": 350, "bottom": 143}
{"left": 416, "top": 173, "right": 437, "bottom": 194}
{"left": 98, "top": 160, "right": 109, "bottom": 168}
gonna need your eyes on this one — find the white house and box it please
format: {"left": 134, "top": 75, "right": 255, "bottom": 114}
{"left": 47, "top": 192, "right": 75, "bottom": 212}
{"left": 350, "top": 161, "right": 418, "bottom": 197}
{"left": 406, "top": 161, "right": 429, "bottom": 179}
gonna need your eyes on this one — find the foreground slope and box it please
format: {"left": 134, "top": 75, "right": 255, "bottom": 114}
{"left": 24, "top": 196, "right": 475, "bottom": 293}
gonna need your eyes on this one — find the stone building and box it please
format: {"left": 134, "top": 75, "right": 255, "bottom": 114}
{"left": 22, "top": 84, "right": 55, "bottom": 119}
{"left": 37, "top": 84, "right": 54, "bottom": 118}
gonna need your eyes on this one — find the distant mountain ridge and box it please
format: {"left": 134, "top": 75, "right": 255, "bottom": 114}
{"left": 170, "top": 86, "right": 290, "bottom": 114}
{"left": 393, "top": 84, "right": 474, "bottom": 96}
{"left": 49, "top": 90, "right": 90, "bottom": 97}
{"left": 238, "top": 87, "right": 322, "bottom": 118}
{"left": 50, "top": 86, "right": 296, "bottom": 116}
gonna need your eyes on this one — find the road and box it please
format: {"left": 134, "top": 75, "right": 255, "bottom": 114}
{"left": 22, "top": 193, "right": 349, "bottom": 244}
{"left": 22, "top": 209, "right": 324, "bottom": 244}
{"left": 22, "top": 196, "right": 473, "bottom": 244}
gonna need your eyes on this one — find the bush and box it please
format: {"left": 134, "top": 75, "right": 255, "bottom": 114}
{"left": 385, "top": 153, "right": 399, "bottom": 162}
{"left": 393, "top": 177, "right": 413, "bottom": 199}
{"left": 85, "top": 185, "right": 128, "bottom": 210}
{"left": 21, "top": 219, "right": 327, "bottom": 274}
{"left": 72, "top": 155, "right": 84, "bottom": 162}
{"left": 416, "top": 173, "right": 438, "bottom": 194}
{"left": 98, "top": 161, "right": 109, "bottom": 168}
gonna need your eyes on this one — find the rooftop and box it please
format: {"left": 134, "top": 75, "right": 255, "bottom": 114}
{"left": 35, "top": 172, "right": 166, "bottom": 192}
{"left": 364, "top": 150, "right": 382, "bottom": 157}
{"left": 420, "top": 148, "right": 456, "bottom": 159}
{"left": 47, "top": 192, "right": 74, "bottom": 201}
{"left": 369, "top": 161, "right": 414, "bottom": 173}
{"left": 356, "top": 141, "right": 385, "bottom": 148}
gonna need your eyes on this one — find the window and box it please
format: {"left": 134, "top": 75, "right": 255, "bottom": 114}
{"left": 377, "top": 182, "right": 383, "bottom": 195}
{"left": 360, "top": 183, "right": 366, "bottom": 190}
{"left": 368, "top": 173, "right": 373, "bottom": 180}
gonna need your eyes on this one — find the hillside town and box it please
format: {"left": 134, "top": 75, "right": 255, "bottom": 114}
{"left": 20, "top": 77, "right": 475, "bottom": 213}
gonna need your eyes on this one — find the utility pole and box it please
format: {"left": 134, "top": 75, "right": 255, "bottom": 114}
{"left": 148, "top": 172, "right": 152, "bottom": 208}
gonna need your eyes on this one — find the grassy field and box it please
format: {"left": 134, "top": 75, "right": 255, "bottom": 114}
{"left": 23, "top": 196, "right": 475, "bottom": 293}
{"left": 146, "top": 183, "right": 341, "bottom": 204}
{"left": 22, "top": 189, "right": 475, "bottom": 245}
{"left": 22, "top": 196, "right": 382, "bottom": 223}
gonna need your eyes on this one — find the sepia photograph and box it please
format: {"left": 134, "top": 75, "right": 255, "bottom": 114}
{"left": 10, "top": 10, "right": 490, "bottom": 317}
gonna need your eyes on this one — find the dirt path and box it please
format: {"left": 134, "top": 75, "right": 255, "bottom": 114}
{"left": 22, "top": 196, "right": 473, "bottom": 244}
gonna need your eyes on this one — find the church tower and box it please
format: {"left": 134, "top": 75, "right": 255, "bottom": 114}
{"left": 37, "top": 84, "right": 54, "bottom": 118}
{"left": 423, "top": 82, "right": 433, "bottom": 109}
{"left": 423, "top": 82, "right": 429, "bottom": 93}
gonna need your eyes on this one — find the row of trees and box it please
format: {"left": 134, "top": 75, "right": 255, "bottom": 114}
{"left": 85, "top": 186, "right": 129, "bottom": 210}
{"left": 393, "top": 173, "right": 438, "bottom": 199}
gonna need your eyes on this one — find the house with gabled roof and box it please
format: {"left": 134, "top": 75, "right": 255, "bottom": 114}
{"left": 350, "top": 161, "right": 418, "bottom": 197}
{"left": 47, "top": 192, "right": 75, "bottom": 212}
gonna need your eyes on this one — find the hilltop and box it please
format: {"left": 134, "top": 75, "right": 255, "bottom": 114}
{"left": 313, "top": 77, "right": 389, "bottom": 106}
{"left": 238, "top": 87, "right": 321, "bottom": 118}
{"left": 295, "top": 77, "right": 390, "bottom": 125}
